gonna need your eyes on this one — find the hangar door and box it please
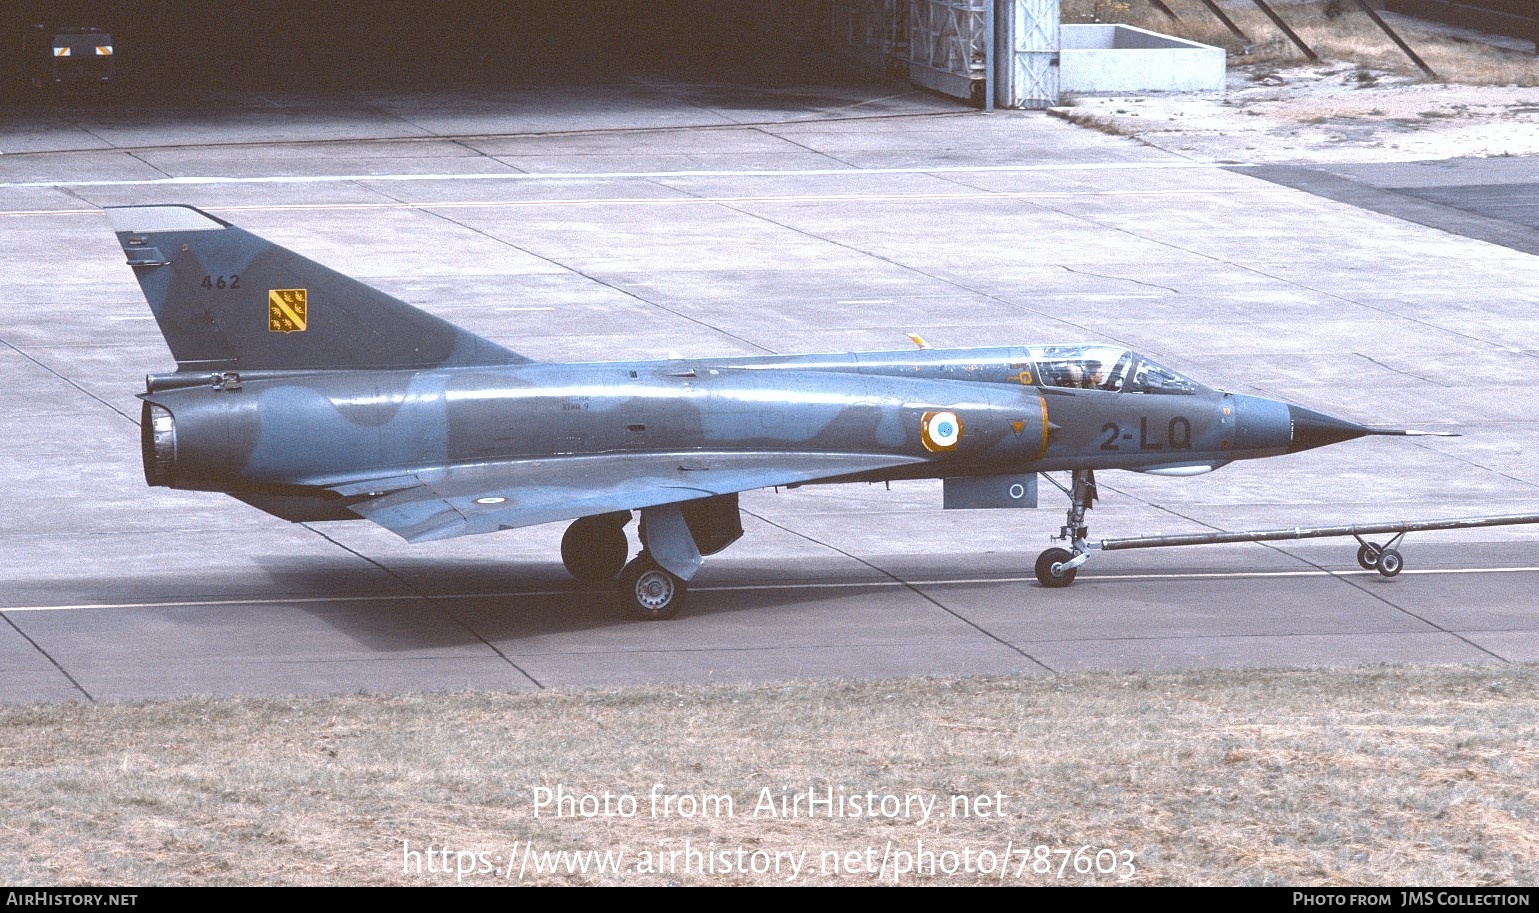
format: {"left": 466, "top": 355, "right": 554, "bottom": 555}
{"left": 819, "top": 0, "right": 1061, "bottom": 108}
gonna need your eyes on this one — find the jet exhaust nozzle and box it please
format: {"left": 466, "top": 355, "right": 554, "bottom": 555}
{"left": 141, "top": 401, "right": 177, "bottom": 486}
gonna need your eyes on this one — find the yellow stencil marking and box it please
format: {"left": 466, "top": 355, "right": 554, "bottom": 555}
{"left": 268, "top": 288, "right": 307, "bottom": 333}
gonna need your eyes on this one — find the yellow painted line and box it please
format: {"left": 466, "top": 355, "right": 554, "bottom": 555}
{"left": 3, "top": 566, "right": 1537, "bottom": 613}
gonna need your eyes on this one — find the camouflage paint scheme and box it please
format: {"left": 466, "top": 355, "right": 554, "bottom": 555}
{"left": 111, "top": 205, "right": 1375, "bottom": 618}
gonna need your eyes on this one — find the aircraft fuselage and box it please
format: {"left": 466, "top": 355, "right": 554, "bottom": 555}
{"left": 143, "top": 346, "right": 1289, "bottom": 506}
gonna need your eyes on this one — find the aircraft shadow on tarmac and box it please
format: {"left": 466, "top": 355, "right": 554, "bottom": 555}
{"left": 225, "top": 556, "right": 913, "bottom": 649}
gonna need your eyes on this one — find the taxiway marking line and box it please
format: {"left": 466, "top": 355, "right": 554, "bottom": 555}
{"left": 0, "top": 187, "right": 1297, "bottom": 220}
{"left": 0, "top": 159, "right": 1261, "bottom": 191}
{"left": 0, "top": 186, "right": 1298, "bottom": 220}
{"left": 3, "top": 565, "right": 1536, "bottom": 614}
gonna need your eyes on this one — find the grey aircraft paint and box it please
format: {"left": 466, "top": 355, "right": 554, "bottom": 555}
{"left": 109, "top": 204, "right": 1405, "bottom": 619}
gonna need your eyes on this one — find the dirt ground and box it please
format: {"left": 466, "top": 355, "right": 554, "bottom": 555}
{"left": 1054, "top": 63, "right": 1539, "bottom": 163}
{"left": 1052, "top": 2, "right": 1539, "bottom": 163}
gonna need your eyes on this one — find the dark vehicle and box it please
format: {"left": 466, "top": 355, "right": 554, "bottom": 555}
{"left": 19, "top": 24, "right": 113, "bottom": 92}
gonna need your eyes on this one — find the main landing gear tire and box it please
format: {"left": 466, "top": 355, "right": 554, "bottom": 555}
{"left": 1035, "top": 547, "right": 1077, "bottom": 588}
{"left": 619, "top": 554, "right": 687, "bottom": 620}
{"left": 1376, "top": 548, "right": 1403, "bottom": 578}
{"left": 1356, "top": 543, "right": 1381, "bottom": 571}
{"left": 561, "top": 516, "right": 628, "bottom": 583}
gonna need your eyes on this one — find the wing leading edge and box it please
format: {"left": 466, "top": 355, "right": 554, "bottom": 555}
{"left": 329, "top": 451, "right": 926, "bottom": 543}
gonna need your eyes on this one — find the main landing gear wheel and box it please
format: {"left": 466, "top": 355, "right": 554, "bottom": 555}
{"left": 1376, "top": 548, "right": 1403, "bottom": 577}
{"left": 1356, "top": 543, "right": 1381, "bottom": 571}
{"left": 618, "top": 554, "right": 687, "bottom": 620}
{"left": 1035, "top": 547, "right": 1077, "bottom": 588}
{"left": 561, "top": 516, "right": 629, "bottom": 583}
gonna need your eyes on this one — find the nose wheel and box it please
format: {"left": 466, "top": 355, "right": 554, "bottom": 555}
{"left": 1034, "top": 547, "right": 1078, "bottom": 587}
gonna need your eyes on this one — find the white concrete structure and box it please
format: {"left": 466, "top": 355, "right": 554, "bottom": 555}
{"left": 1058, "top": 24, "right": 1226, "bottom": 93}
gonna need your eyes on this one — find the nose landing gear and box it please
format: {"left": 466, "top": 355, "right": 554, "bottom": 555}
{"left": 1035, "top": 469, "right": 1097, "bottom": 588}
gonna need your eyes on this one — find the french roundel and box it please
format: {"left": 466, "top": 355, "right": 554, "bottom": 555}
{"left": 922, "top": 411, "right": 964, "bottom": 452}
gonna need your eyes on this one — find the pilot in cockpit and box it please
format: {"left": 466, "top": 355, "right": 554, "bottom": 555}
{"left": 1050, "top": 363, "right": 1082, "bottom": 387}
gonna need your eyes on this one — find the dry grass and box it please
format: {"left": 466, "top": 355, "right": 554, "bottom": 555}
{"left": 2, "top": 664, "right": 1537, "bottom": 885}
{"left": 1063, "top": 0, "right": 1539, "bottom": 86}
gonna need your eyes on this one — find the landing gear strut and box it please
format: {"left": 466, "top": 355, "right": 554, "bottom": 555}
{"left": 1035, "top": 469, "right": 1097, "bottom": 588}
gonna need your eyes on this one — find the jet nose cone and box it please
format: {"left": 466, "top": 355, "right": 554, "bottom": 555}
{"left": 1288, "top": 405, "right": 1370, "bottom": 454}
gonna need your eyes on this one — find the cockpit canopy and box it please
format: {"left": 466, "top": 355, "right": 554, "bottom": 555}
{"left": 1027, "top": 345, "right": 1200, "bottom": 395}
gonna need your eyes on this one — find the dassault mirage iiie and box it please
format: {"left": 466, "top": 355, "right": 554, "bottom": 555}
{"left": 111, "top": 204, "right": 1464, "bottom": 619}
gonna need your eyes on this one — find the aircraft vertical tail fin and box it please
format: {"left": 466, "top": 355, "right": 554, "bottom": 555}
{"left": 108, "top": 205, "right": 532, "bottom": 372}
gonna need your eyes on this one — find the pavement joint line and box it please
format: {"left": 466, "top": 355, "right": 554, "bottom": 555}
{"left": 300, "top": 523, "right": 546, "bottom": 689}
{"left": 407, "top": 191, "right": 777, "bottom": 355}
{"left": 0, "top": 337, "right": 139, "bottom": 425}
{"left": 1015, "top": 181, "right": 1533, "bottom": 357}
{"left": 740, "top": 509, "right": 1058, "bottom": 672}
{"left": 0, "top": 612, "right": 94, "bottom": 702}
{"left": 1271, "top": 543, "right": 1513, "bottom": 664}
{"left": 4, "top": 565, "right": 1536, "bottom": 614}
{"left": 1102, "top": 486, "right": 1515, "bottom": 663}
{"left": 699, "top": 186, "right": 1107, "bottom": 348}
{"left": 750, "top": 123, "right": 861, "bottom": 170}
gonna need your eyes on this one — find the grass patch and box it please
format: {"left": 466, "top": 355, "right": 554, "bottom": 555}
{"left": 2, "top": 665, "right": 1537, "bottom": 885}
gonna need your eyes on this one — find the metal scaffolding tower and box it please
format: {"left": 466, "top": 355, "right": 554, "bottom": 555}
{"left": 907, "top": 0, "right": 989, "bottom": 100}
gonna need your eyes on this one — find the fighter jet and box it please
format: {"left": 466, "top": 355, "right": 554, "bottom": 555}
{"left": 110, "top": 204, "right": 1484, "bottom": 620}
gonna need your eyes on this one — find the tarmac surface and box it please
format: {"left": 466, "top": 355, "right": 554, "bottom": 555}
{"left": 3, "top": 69, "right": 1538, "bottom": 703}
{"left": 1245, "top": 158, "right": 1539, "bottom": 256}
